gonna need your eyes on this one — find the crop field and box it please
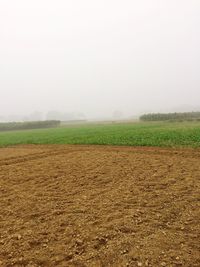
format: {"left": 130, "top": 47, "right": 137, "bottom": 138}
{"left": 0, "top": 121, "right": 200, "bottom": 148}
{"left": 0, "top": 145, "right": 199, "bottom": 266}
{"left": 0, "top": 122, "right": 199, "bottom": 266}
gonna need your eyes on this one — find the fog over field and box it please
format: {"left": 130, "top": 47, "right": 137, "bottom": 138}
{"left": 0, "top": 0, "right": 200, "bottom": 121}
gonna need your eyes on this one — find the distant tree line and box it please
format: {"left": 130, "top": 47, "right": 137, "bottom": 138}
{"left": 140, "top": 112, "right": 200, "bottom": 122}
{"left": 0, "top": 120, "right": 60, "bottom": 132}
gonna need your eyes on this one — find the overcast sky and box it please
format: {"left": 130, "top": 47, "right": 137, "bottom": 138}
{"left": 0, "top": 0, "right": 200, "bottom": 120}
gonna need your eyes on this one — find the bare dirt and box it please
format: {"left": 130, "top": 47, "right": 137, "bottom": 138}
{"left": 0, "top": 145, "right": 199, "bottom": 267}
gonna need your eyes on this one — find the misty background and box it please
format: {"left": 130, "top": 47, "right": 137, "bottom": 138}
{"left": 0, "top": 0, "right": 200, "bottom": 122}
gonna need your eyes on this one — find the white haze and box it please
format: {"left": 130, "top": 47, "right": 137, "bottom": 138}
{"left": 0, "top": 0, "right": 200, "bottom": 121}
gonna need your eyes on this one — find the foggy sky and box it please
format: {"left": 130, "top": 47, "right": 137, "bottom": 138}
{"left": 0, "top": 0, "right": 200, "bottom": 120}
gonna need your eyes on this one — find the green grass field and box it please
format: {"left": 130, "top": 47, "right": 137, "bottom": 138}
{"left": 0, "top": 121, "right": 200, "bottom": 148}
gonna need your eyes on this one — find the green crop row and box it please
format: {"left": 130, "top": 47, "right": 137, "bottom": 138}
{"left": 0, "top": 121, "right": 200, "bottom": 148}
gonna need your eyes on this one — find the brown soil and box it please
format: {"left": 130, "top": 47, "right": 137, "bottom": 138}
{"left": 0, "top": 145, "right": 199, "bottom": 267}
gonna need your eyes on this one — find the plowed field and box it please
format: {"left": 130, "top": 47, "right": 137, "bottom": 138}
{"left": 0, "top": 145, "right": 199, "bottom": 267}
